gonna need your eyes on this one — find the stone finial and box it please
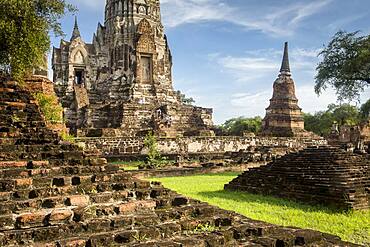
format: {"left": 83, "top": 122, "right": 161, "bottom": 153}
{"left": 71, "top": 16, "right": 81, "bottom": 41}
{"left": 280, "top": 42, "right": 290, "bottom": 73}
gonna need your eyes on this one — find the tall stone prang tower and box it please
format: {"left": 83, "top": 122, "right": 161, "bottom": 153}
{"left": 52, "top": 0, "right": 213, "bottom": 137}
{"left": 261, "top": 42, "right": 305, "bottom": 137}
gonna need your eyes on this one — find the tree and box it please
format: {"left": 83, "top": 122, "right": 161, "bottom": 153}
{"left": 304, "top": 103, "right": 361, "bottom": 136}
{"left": 315, "top": 31, "right": 370, "bottom": 101}
{"left": 220, "top": 116, "right": 262, "bottom": 136}
{"left": 303, "top": 111, "right": 334, "bottom": 136}
{"left": 360, "top": 99, "right": 370, "bottom": 121}
{"left": 176, "top": 90, "right": 195, "bottom": 105}
{"left": 0, "top": 0, "right": 75, "bottom": 79}
{"left": 143, "top": 131, "right": 161, "bottom": 166}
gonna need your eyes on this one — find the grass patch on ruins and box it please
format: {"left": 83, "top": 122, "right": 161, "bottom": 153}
{"left": 151, "top": 173, "right": 370, "bottom": 245}
{"left": 110, "top": 161, "right": 141, "bottom": 171}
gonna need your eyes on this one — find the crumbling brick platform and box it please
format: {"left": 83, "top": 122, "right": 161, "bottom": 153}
{"left": 225, "top": 146, "right": 369, "bottom": 210}
{"left": 0, "top": 79, "right": 359, "bottom": 246}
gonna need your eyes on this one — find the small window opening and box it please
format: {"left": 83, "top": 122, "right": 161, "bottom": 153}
{"left": 75, "top": 70, "right": 84, "bottom": 85}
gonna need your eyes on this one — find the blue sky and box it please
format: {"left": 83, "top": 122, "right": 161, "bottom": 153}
{"left": 50, "top": 0, "right": 370, "bottom": 124}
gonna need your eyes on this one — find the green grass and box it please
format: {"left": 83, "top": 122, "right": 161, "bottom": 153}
{"left": 109, "top": 161, "right": 141, "bottom": 171}
{"left": 151, "top": 172, "right": 370, "bottom": 245}
{"left": 109, "top": 160, "right": 143, "bottom": 166}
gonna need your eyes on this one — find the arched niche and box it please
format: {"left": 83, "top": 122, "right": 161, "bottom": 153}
{"left": 74, "top": 50, "right": 85, "bottom": 64}
{"left": 136, "top": 19, "right": 156, "bottom": 84}
{"left": 70, "top": 46, "right": 88, "bottom": 65}
{"left": 70, "top": 47, "right": 88, "bottom": 86}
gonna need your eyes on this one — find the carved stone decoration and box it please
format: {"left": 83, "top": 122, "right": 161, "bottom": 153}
{"left": 136, "top": 19, "right": 156, "bottom": 54}
{"left": 138, "top": 5, "right": 146, "bottom": 14}
{"left": 113, "top": 16, "right": 121, "bottom": 46}
{"left": 74, "top": 51, "right": 85, "bottom": 64}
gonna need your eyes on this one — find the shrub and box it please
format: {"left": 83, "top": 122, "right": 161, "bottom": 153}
{"left": 34, "top": 92, "right": 63, "bottom": 123}
{"left": 142, "top": 131, "right": 162, "bottom": 168}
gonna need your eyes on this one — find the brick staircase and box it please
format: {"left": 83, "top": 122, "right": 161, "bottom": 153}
{"left": 225, "top": 146, "right": 369, "bottom": 210}
{"left": 0, "top": 79, "right": 359, "bottom": 246}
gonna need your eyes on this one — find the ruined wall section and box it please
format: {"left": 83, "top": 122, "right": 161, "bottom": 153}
{"left": 76, "top": 136, "right": 327, "bottom": 159}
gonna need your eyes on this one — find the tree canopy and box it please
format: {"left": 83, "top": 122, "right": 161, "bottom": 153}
{"left": 360, "top": 99, "right": 370, "bottom": 120}
{"left": 176, "top": 90, "right": 195, "bottom": 105}
{"left": 315, "top": 31, "right": 370, "bottom": 101}
{"left": 303, "top": 102, "right": 369, "bottom": 136}
{"left": 0, "top": 0, "right": 75, "bottom": 79}
{"left": 219, "top": 116, "right": 262, "bottom": 136}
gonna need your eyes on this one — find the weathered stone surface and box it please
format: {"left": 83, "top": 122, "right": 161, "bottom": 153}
{"left": 328, "top": 120, "right": 370, "bottom": 153}
{"left": 48, "top": 209, "right": 73, "bottom": 224}
{"left": 225, "top": 146, "right": 369, "bottom": 210}
{"left": 65, "top": 195, "right": 90, "bottom": 207}
{"left": 77, "top": 135, "right": 327, "bottom": 160}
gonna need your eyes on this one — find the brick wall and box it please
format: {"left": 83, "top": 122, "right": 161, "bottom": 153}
{"left": 76, "top": 136, "right": 327, "bottom": 159}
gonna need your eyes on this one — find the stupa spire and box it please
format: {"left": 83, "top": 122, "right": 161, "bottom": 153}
{"left": 71, "top": 16, "right": 81, "bottom": 41}
{"left": 280, "top": 42, "right": 290, "bottom": 73}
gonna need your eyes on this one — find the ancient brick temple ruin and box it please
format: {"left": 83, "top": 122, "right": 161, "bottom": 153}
{"left": 1, "top": 77, "right": 360, "bottom": 246}
{"left": 52, "top": 0, "right": 213, "bottom": 138}
{"left": 225, "top": 146, "right": 370, "bottom": 210}
{"left": 261, "top": 42, "right": 307, "bottom": 137}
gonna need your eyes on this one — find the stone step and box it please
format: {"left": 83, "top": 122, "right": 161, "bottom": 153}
{"left": 0, "top": 199, "right": 235, "bottom": 246}
{"left": 0, "top": 173, "right": 148, "bottom": 199}
{"left": 0, "top": 211, "right": 238, "bottom": 246}
{"left": 0, "top": 165, "right": 118, "bottom": 181}
{"left": 0, "top": 157, "right": 107, "bottom": 170}
{"left": 0, "top": 150, "right": 89, "bottom": 162}
{"left": 1, "top": 198, "right": 161, "bottom": 230}
{"left": 0, "top": 186, "right": 171, "bottom": 214}
{"left": 0, "top": 160, "right": 50, "bottom": 169}
{"left": 0, "top": 169, "right": 127, "bottom": 198}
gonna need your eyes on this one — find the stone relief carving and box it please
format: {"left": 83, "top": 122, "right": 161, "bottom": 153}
{"left": 141, "top": 56, "right": 151, "bottom": 82}
{"left": 74, "top": 51, "right": 85, "bottom": 64}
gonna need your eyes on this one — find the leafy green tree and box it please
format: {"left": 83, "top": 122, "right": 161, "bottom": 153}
{"left": 304, "top": 104, "right": 361, "bottom": 136}
{"left": 360, "top": 99, "right": 370, "bottom": 121}
{"left": 143, "top": 131, "right": 161, "bottom": 166}
{"left": 315, "top": 31, "right": 370, "bottom": 101}
{"left": 304, "top": 111, "right": 334, "bottom": 136}
{"left": 176, "top": 90, "right": 195, "bottom": 105}
{"left": 330, "top": 104, "right": 360, "bottom": 126}
{"left": 0, "top": 0, "right": 75, "bottom": 79}
{"left": 220, "top": 116, "right": 262, "bottom": 136}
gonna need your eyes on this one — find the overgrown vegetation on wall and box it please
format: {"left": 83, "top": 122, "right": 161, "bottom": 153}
{"left": 34, "top": 92, "right": 63, "bottom": 123}
{"left": 34, "top": 92, "right": 74, "bottom": 142}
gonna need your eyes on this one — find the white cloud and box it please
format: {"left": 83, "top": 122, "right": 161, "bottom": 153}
{"left": 229, "top": 85, "right": 339, "bottom": 118}
{"left": 213, "top": 47, "right": 320, "bottom": 83}
{"left": 207, "top": 46, "right": 345, "bottom": 122}
{"left": 73, "top": 0, "right": 333, "bottom": 37}
{"left": 161, "top": 0, "right": 333, "bottom": 36}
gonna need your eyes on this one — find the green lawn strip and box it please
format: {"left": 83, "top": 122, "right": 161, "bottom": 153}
{"left": 151, "top": 173, "right": 369, "bottom": 245}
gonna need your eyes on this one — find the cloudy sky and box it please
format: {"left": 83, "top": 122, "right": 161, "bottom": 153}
{"left": 51, "top": 0, "right": 370, "bottom": 124}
